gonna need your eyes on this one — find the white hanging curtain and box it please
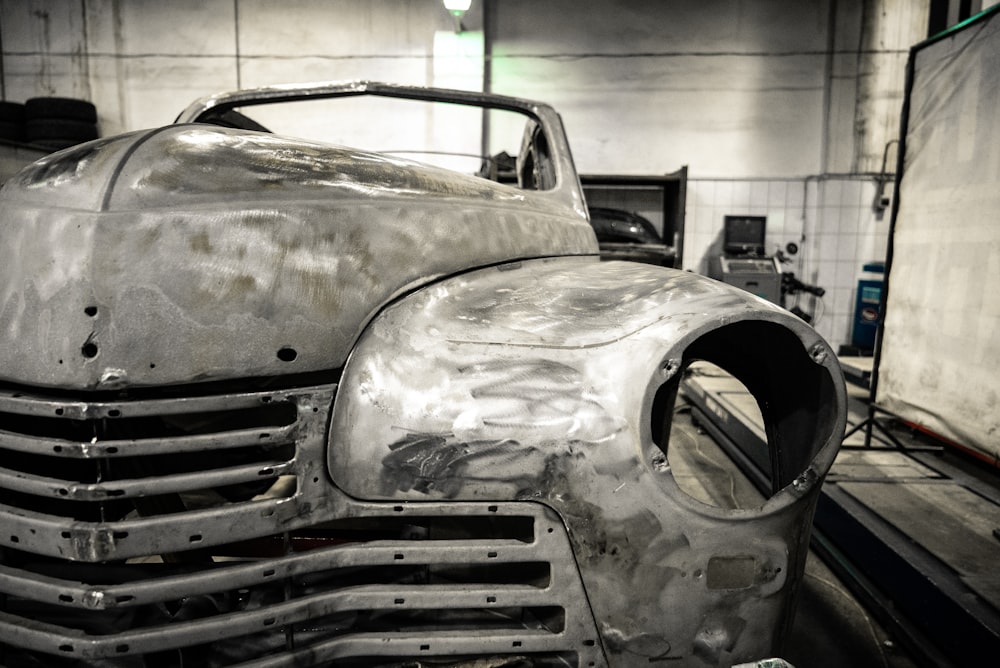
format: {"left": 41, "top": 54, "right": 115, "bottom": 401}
{"left": 876, "top": 7, "right": 1000, "bottom": 461}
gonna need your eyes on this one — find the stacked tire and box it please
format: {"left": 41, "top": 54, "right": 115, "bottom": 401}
{"left": 0, "top": 101, "right": 26, "bottom": 143}
{"left": 24, "top": 97, "right": 99, "bottom": 151}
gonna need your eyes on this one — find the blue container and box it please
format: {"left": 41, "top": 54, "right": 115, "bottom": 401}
{"left": 852, "top": 262, "right": 884, "bottom": 351}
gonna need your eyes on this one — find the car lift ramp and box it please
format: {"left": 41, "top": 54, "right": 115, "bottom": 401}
{"left": 681, "top": 365, "right": 1000, "bottom": 668}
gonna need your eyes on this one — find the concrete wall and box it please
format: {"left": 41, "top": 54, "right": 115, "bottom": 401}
{"left": 0, "top": 0, "right": 932, "bottom": 347}
{"left": 491, "top": 0, "right": 829, "bottom": 178}
{"left": 0, "top": 0, "right": 479, "bottom": 132}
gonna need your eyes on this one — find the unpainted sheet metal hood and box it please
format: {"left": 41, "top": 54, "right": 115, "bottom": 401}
{"left": 0, "top": 125, "right": 597, "bottom": 390}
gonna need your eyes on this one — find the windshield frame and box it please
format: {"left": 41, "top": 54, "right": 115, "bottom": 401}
{"left": 175, "top": 80, "right": 587, "bottom": 216}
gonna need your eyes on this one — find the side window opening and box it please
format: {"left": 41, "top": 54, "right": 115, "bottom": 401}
{"left": 651, "top": 321, "right": 838, "bottom": 508}
{"left": 517, "top": 122, "right": 556, "bottom": 191}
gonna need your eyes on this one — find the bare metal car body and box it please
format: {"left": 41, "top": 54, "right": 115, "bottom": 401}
{"left": 0, "top": 82, "right": 846, "bottom": 666}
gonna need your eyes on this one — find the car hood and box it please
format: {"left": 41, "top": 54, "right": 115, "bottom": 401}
{"left": 0, "top": 125, "right": 597, "bottom": 390}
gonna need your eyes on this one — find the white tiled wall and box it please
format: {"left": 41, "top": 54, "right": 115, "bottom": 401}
{"left": 684, "top": 177, "right": 891, "bottom": 349}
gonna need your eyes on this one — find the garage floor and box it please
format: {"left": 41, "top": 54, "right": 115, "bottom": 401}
{"left": 671, "top": 362, "right": 1000, "bottom": 668}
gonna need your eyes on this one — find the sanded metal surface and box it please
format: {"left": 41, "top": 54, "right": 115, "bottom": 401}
{"left": 331, "top": 258, "right": 846, "bottom": 663}
{"left": 0, "top": 125, "right": 596, "bottom": 391}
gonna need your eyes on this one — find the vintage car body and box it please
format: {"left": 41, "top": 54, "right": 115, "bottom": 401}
{"left": 0, "top": 82, "right": 846, "bottom": 667}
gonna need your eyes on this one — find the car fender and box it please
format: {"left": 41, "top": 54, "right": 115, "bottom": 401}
{"left": 329, "top": 257, "right": 847, "bottom": 663}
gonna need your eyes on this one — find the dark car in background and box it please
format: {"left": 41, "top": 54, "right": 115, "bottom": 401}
{"left": 587, "top": 206, "right": 676, "bottom": 267}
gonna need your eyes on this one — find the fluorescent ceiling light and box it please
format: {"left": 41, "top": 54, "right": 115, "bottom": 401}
{"left": 444, "top": 0, "right": 472, "bottom": 13}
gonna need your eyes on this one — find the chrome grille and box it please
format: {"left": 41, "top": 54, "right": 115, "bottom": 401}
{"left": 0, "top": 509, "right": 603, "bottom": 667}
{"left": 0, "top": 384, "right": 334, "bottom": 561}
{"left": 0, "top": 385, "right": 606, "bottom": 666}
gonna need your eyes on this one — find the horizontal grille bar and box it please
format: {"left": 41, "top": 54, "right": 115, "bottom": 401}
{"left": 0, "top": 387, "right": 301, "bottom": 420}
{"left": 0, "top": 614, "right": 583, "bottom": 663}
{"left": 1, "top": 495, "right": 310, "bottom": 561}
{"left": 0, "top": 538, "right": 543, "bottom": 609}
{"left": 0, "top": 423, "right": 296, "bottom": 459}
{"left": 237, "top": 631, "right": 591, "bottom": 668}
{"left": 0, "top": 459, "right": 294, "bottom": 501}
